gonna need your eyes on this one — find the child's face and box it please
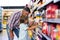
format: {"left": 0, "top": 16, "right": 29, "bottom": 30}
{"left": 24, "top": 20, "right": 28, "bottom": 24}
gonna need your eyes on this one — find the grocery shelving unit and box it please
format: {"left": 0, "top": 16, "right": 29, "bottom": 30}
{"left": 37, "top": 0, "right": 53, "bottom": 10}
{"left": 38, "top": 28, "right": 51, "bottom": 40}
{"left": 30, "top": 0, "right": 60, "bottom": 40}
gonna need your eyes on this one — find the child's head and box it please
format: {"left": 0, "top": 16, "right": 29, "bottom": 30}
{"left": 20, "top": 17, "right": 28, "bottom": 24}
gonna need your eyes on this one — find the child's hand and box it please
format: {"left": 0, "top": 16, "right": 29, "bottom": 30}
{"left": 27, "top": 25, "right": 37, "bottom": 30}
{"left": 27, "top": 27, "right": 32, "bottom": 30}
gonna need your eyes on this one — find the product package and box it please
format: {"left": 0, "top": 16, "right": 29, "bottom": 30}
{"left": 46, "top": 4, "right": 58, "bottom": 19}
{"left": 42, "top": 22, "right": 48, "bottom": 35}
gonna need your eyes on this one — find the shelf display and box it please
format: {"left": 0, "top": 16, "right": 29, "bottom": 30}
{"left": 30, "top": 0, "right": 60, "bottom": 40}
{"left": 34, "top": 11, "right": 42, "bottom": 23}
{"left": 56, "top": 24, "right": 60, "bottom": 31}
{"left": 49, "top": 24, "right": 60, "bottom": 40}
{"left": 46, "top": 4, "right": 58, "bottom": 19}
{"left": 56, "top": 24, "right": 60, "bottom": 40}
{"left": 56, "top": 9, "right": 60, "bottom": 18}
{"left": 3, "top": 16, "right": 8, "bottom": 20}
{"left": 39, "top": 21, "right": 43, "bottom": 27}
{"left": 37, "top": 0, "right": 53, "bottom": 10}
{"left": 42, "top": 22, "right": 48, "bottom": 35}
{"left": 49, "top": 24, "right": 56, "bottom": 40}
{"left": 2, "top": 10, "right": 13, "bottom": 28}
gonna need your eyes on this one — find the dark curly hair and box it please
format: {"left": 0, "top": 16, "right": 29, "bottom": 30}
{"left": 20, "top": 17, "right": 28, "bottom": 23}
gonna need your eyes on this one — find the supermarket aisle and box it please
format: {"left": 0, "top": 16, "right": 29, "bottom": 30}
{"left": 0, "top": 29, "right": 18, "bottom": 40}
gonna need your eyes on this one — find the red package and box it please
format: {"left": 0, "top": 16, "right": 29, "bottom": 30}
{"left": 42, "top": 22, "right": 48, "bottom": 35}
{"left": 50, "top": 24, "right": 56, "bottom": 40}
{"left": 46, "top": 4, "right": 58, "bottom": 19}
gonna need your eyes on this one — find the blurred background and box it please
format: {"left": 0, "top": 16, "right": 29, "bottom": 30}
{"left": 0, "top": 0, "right": 60, "bottom": 40}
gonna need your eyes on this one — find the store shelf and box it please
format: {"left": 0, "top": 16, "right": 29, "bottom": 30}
{"left": 32, "top": 30, "right": 42, "bottom": 38}
{"left": 32, "top": 0, "right": 40, "bottom": 11}
{"left": 38, "top": 26, "right": 42, "bottom": 30}
{"left": 43, "top": 19, "right": 60, "bottom": 23}
{"left": 32, "top": 0, "right": 53, "bottom": 13}
{"left": 37, "top": 0, "right": 53, "bottom": 10}
{"left": 38, "top": 28, "right": 51, "bottom": 40}
{"left": 33, "top": 0, "right": 40, "bottom": 4}
{"left": 32, "top": 6, "right": 37, "bottom": 11}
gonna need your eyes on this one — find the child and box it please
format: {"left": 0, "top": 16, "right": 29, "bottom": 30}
{"left": 19, "top": 16, "right": 37, "bottom": 40}
{"left": 19, "top": 17, "right": 30, "bottom": 40}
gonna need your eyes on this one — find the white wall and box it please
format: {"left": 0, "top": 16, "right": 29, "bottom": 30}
{"left": 0, "top": 0, "right": 30, "bottom": 6}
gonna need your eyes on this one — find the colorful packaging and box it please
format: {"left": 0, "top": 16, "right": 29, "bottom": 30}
{"left": 46, "top": 4, "right": 58, "bottom": 19}
{"left": 28, "top": 30, "right": 33, "bottom": 38}
{"left": 50, "top": 24, "right": 56, "bottom": 40}
{"left": 42, "top": 22, "right": 48, "bottom": 35}
{"left": 56, "top": 32, "right": 60, "bottom": 40}
{"left": 56, "top": 24, "right": 60, "bottom": 31}
{"left": 56, "top": 24, "right": 60, "bottom": 40}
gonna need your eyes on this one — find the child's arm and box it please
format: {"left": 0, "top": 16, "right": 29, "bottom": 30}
{"left": 27, "top": 23, "right": 37, "bottom": 30}
{"left": 27, "top": 26, "right": 37, "bottom": 30}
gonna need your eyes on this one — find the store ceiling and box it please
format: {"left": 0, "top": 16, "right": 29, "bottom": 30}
{"left": 0, "top": 0, "right": 30, "bottom": 6}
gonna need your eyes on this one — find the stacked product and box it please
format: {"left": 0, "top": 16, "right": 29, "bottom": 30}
{"left": 46, "top": 4, "right": 58, "bottom": 19}
{"left": 44, "top": 3, "right": 60, "bottom": 40}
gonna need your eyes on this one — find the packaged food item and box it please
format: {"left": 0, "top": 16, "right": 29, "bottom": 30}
{"left": 56, "top": 24, "right": 60, "bottom": 40}
{"left": 39, "top": 0, "right": 46, "bottom": 6}
{"left": 39, "top": 21, "right": 43, "bottom": 27}
{"left": 36, "top": 36, "right": 40, "bottom": 40}
{"left": 56, "top": 32, "right": 60, "bottom": 40}
{"left": 50, "top": 24, "right": 56, "bottom": 40}
{"left": 28, "top": 30, "right": 33, "bottom": 38}
{"left": 34, "top": 17, "right": 40, "bottom": 23}
{"left": 58, "top": 10, "right": 60, "bottom": 18}
{"left": 42, "top": 0, "right": 46, "bottom": 4}
{"left": 50, "top": 24, "right": 60, "bottom": 40}
{"left": 51, "top": 29, "right": 57, "bottom": 40}
{"left": 42, "top": 22, "right": 48, "bottom": 35}
{"left": 39, "top": 0, "right": 43, "bottom": 6}
{"left": 56, "top": 24, "right": 60, "bottom": 31}
{"left": 56, "top": 9, "right": 60, "bottom": 18}
{"left": 46, "top": 4, "right": 58, "bottom": 19}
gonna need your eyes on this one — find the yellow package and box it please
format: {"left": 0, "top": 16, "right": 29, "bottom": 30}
{"left": 56, "top": 33, "right": 60, "bottom": 40}
{"left": 28, "top": 30, "right": 33, "bottom": 38}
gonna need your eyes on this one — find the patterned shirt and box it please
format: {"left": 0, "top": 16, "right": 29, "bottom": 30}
{"left": 8, "top": 11, "right": 21, "bottom": 30}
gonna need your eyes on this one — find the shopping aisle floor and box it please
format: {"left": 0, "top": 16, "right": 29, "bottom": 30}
{"left": 0, "top": 29, "right": 18, "bottom": 40}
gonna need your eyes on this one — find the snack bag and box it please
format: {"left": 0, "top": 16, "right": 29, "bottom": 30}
{"left": 28, "top": 30, "right": 33, "bottom": 38}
